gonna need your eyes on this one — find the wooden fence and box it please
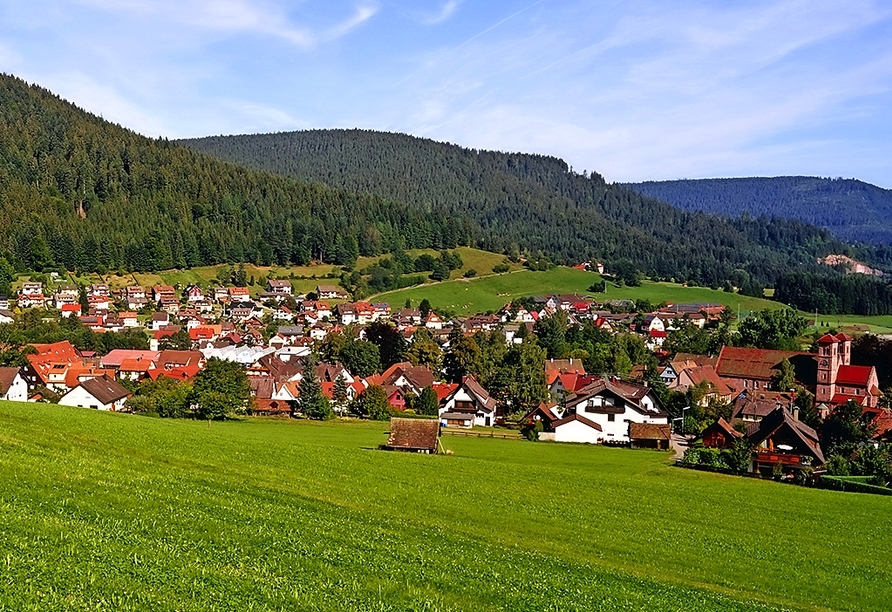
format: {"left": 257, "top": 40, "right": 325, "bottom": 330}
{"left": 440, "top": 429, "right": 522, "bottom": 440}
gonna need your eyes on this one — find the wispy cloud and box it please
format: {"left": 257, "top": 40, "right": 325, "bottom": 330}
{"left": 321, "top": 4, "right": 379, "bottom": 42}
{"left": 421, "top": 0, "right": 461, "bottom": 25}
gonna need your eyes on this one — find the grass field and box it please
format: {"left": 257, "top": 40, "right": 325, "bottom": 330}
{"left": 371, "top": 268, "right": 783, "bottom": 316}
{"left": 1, "top": 401, "right": 890, "bottom": 611}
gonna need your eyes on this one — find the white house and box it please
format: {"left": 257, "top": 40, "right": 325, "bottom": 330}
{"left": 553, "top": 413, "right": 604, "bottom": 444}
{"left": 438, "top": 377, "right": 498, "bottom": 428}
{"left": 562, "top": 378, "right": 669, "bottom": 443}
{"left": 59, "top": 376, "right": 131, "bottom": 411}
{"left": 0, "top": 367, "right": 28, "bottom": 402}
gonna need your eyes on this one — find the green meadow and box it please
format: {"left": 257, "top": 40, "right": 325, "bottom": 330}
{"left": 1, "top": 401, "right": 890, "bottom": 611}
{"left": 371, "top": 268, "right": 782, "bottom": 316}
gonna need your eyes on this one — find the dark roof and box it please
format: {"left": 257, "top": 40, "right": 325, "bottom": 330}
{"left": 552, "top": 413, "right": 603, "bottom": 431}
{"left": 628, "top": 422, "right": 671, "bottom": 440}
{"left": 79, "top": 376, "right": 131, "bottom": 405}
{"left": 746, "top": 407, "right": 825, "bottom": 465}
{"left": 0, "top": 367, "right": 21, "bottom": 394}
{"left": 383, "top": 418, "right": 439, "bottom": 452}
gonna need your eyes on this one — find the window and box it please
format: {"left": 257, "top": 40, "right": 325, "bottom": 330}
{"left": 607, "top": 413, "right": 615, "bottom": 422}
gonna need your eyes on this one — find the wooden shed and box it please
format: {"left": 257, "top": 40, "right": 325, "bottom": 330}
{"left": 628, "top": 422, "right": 671, "bottom": 450}
{"left": 381, "top": 418, "right": 440, "bottom": 454}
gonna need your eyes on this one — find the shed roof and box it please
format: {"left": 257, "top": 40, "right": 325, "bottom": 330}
{"left": 383, "top": 418, "right": 439, "bottom": 453}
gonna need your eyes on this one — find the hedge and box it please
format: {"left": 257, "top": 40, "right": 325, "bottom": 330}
{"left": 818, "top": 475, "right": 892, "bottom": 496}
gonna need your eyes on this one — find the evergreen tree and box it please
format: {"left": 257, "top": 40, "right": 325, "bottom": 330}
{"left": 299, "top": 356, "right": 333, "bottom": 420}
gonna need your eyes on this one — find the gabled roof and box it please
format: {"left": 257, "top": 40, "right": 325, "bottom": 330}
{"left": 552, "top": 412, "right": 603, "bottom": 431}
{"left": 78, "top": 375, "right": 131, "bottom": 405}
{"left": 716, "top": 346, "right": 809, "bottom": 382}
{"left": 383, "top": 418, "right": 439, "bottom": 452}
{"left": 746, "top": 407, "right": 824, "bottom": 465}
{"left": 628, "top": 422, "right": 671, "bottom": 440}
{"left": 700, "top": 417, "right": 744, "bottom": 440}
{"left": 0, "top": 367, "right": 22, "bottom": 395}
{"left": 835, "top": 364, "right": 873, "bottom": 387}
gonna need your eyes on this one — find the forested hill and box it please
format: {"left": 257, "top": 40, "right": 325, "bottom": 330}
{"left": 178, "top": 129, "right": 884, "bottom": 287}
{"left": 625, "top": 177, "right": 892, "bottom": 246}
{"left": 0, "top": 71, "right": 884, "bottom": 287}
{"left": 0, "top": 74, "right": 471, "bottom": 273}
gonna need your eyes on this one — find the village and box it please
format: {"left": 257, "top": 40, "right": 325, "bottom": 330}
{"left": 1, "top": 276, "right": 890, "bottom": 481}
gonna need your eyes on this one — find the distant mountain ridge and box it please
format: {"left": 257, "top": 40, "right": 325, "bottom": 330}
{"left": 177, "top": 129, "right": 879, "bottom": 288}
{"left": 624, "top": 177, "right": 892, "bottom": 246}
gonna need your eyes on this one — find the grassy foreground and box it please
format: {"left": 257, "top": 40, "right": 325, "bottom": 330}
{"left": 1, "top": 402, "right": 891, "bottom": 611}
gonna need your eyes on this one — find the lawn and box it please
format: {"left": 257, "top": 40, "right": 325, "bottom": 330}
{"left": 1, "top": 401, "right": 890, "bottom": 611}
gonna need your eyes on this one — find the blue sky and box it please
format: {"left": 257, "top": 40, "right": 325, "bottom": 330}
{"left": 2, "top": 0, "right": 891, "bottom": 186}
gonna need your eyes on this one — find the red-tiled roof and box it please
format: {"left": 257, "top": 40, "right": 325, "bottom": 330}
{"left": 716, "top": 346, "right": 803, "bottom": 381}
{"left": 835, "top": 365, "right": 873, "bottom": 386}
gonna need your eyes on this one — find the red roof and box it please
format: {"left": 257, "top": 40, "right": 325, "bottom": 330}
{"left": 432, "top": 382, "right": 459, "bottom": 401}
{"left": 61, "top": 304, "right": 82, "bottom": 312}
{"left": 716, "top": 346, "right": 802, "bottom": 381}
{"left": 649, "top": 330, "right": 667, "bottom": 338}
{"left": 830, "top": 394, "right": 868, "bottom": 406}
{"left": 817, "top": 332, "right": 853, "bottom": 344}
{"left": 835, "top": 364, "right": 873, "bottom": 387}
{"left": 148, "top": 365, "right": 200, "bottom": 381}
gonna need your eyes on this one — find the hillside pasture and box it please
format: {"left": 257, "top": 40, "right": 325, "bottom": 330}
{"left": 371, "top": 269, "right": 783, "bottom": 316}
{"left": 0, "top": 401, "right": 890, "bottom": 611}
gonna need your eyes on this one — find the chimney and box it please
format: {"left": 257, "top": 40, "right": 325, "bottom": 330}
{"left": 792, "top": 407, "right": 800, "bottom": 421}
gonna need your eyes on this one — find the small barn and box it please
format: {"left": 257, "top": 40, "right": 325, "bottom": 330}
{"left": 381, "top": 418, "right": 440, "bottom": 454}
{"left": 628, "top": 422, "right": 672, "bottom": 450}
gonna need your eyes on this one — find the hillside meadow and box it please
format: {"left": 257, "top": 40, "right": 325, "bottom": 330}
{"left": 1, "top": 401, "right": 890, "bottom": 611}
{"left": 371, "top": 268, "right": 783, "bottom": 316}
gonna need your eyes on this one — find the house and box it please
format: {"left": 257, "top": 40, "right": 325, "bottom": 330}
{"left": 424, "top": 312, "right": 444, "bottom": 330}
{"left": 24, "top": 340, "right": 82, "bottom": 390}
{"left": 20, "top": 281, "right": 43, "bottom": 296}
{"left": 438, "top": 377, "right": 498, "bottom": 427}
{"left": 552, "top": 412, "right": 604, "bottom": 444}
{"left": 745, "top": 406, "right": 824, "bottom": 475}
{"left": 183, "top": 285, "right": 205, "bottom": 303}
{"left": 0, "top": 309, "right": 14, "bottom": 324}
{"left": 699, "top": 418, "right": 744, "bottom": 448}
{"left": 266, "top": 279, "right": 293, "bottom": 295}
{"left": 0, "top": 367, "right": 27, "bottom": 402}
{"left": 730, "top": 391, "right": 794, "bottom": 423}
{"left": 316, "top": 285, "right": 347, "bottom": 300}
{"left": 150, "top": 312, "right": 170, "bottom": 331}
{"left": 628, "top": 422, "right": 672, "bottom": 449}
{"left": 60, "top": 303, "right": 82, "bottom": 318}
{"left": 152, "top": 285, "right": 175, "bottom": 303}
{"left": 381, "top": 418, "right": 440, "bottom": 454}
{"left": 229, "top": 287, "right": 250, "bottom": 301}
{"left": 58, "top": 375, "right": 132, "bottom": 411}
{"left": 544, "top": 358, "right": 586, "bottom": 385}
{"left": 561, "top": 377, "right": 669, "bottom": 444}
{"left": 669, "top": 363, "right": 735, "bottom": 405}
{"left": 376, "top": 362, "right": 435, "bottom": 397}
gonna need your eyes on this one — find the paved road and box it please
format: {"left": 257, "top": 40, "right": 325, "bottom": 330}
{"left": 670, "top": 432, "right": 692, "bottom": 459}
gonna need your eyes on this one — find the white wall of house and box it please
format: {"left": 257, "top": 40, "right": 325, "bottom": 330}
{"left": 570, "top": 398, "right": 668, "bottom": 442}
{"left": 59, "top": 386, "right": 126, "bottom": 411}
{"left": 554, "top": 418, "right": 603, "bottom": 444}
{"left": 439, "top": 387, "right": 493, "bottom": 426}
{"left": 1, "top": 373, "right": 28, "bottom": 402}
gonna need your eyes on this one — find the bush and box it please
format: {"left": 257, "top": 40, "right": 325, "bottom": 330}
{"left": 463, "top": 269, "right": 477, "bottom": 278}
{"left": 492, "top": 264, "right": 510, "bottom": 274}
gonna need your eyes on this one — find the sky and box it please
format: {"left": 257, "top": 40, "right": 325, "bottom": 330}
{"left": 1, "top": 0, "right": 891, "bottom": 187}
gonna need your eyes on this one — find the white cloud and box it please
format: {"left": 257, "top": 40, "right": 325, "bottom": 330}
{"left": 421, "top": 0, "right": 461, "bottom": 25}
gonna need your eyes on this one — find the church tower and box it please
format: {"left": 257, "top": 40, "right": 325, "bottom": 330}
{"left": 816, "top": 334, "right": 840, "bottom": 403}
